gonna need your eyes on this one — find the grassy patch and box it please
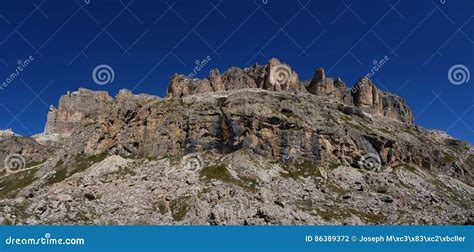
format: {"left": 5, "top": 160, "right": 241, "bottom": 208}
{"left": 25, "top": 161, "right": 44, "bottom": 169}
{"left": 442, "top": 153, "right": 455, "bottom": 163}
{"left": 200, "top": 164, "right": 257, "bottom": 192}
{"left": 327, "top": 182, "right": 346, "bottom": 197}
{"left": 170, "top": 198, "right": 189, "bottom": 221}
{"left": 157, "top": 201, "right": 167, "bottom": 215}
{"left": 374, "top": 185, "right": 388, "bottom": 194}
{"left": 47, "top": 153, "right": 108, "bottom": 185}
{"left": 313, "top": 207, "right": 385, "bottom": 224}
{"left": 296, "top": 199, "right": 314, "bottom": 211}
{"left": 328, "top": 161, "right": 340, "bottom": 170}
{"left": 105, "top": 166, "right": 136, "bottom": 177}
{"left": 321, "top": 113, "right": 337, "bottom": 127}
{"left": 348, "top": 209, "right": 385, "bottom": 224}
{"left": 0, "top": 167, "right": 38, "bottom": 198}
{"left": 392, "top": 164, "right": 417, "bottom": 173}
{"left": 280, "top": 161, "right": 322, "bottom": 180}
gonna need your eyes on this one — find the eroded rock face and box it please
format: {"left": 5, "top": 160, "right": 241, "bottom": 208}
{"left": 44, "top": 88, "right": 113, "bottom": 136}
{"left": 165, "top": 58, "right": 413, "bottom": 124}
{"left": 350, "top": 78, "right": 414, "bottom": 124}
{"left": 166, "top": 58, "right": 300, "bottom": 98}
{"left": 306, "top": 71, "right": 413, "bottom": 124}
{"left": 351, "top": 78, "right": 384, "bottom": 116}
{"left": 306, "top": 68, "right": 350, "bottom": 102}
{"left": 39, "top": 86, "right": 472, "bottom": 186}
{"left": 0, "top": 136, "right": 55, "bottom": 171}
{"left": 2, "top": 58, "right": 471, "bottom": 225}
{"left": 264, "top": 58, "right": 300, "bottom": 91}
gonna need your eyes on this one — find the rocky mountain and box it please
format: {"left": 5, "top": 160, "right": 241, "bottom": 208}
{"left": 0, "top": 58, "right": 472, "bottom": 225}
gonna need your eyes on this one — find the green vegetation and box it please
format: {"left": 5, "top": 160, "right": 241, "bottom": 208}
{"left": 326, "top": 182, "right": 346, "bottom": 197}
{"left": 105, "top": 166, "right": 136, "bottom": 177}
{"left": 374, "top": 185, "right": 388, "bottom": 194}
{"left": 392, "top": 163, "right": 417, "bottom": 173}
{"left": 442, "top": 153, "right": 455, "bottom": 163}
{"left": 47, "top": 153, "right": 108, "bottom": 185}
{"left": 296, "top": 199, "right": 314, "bottom": 211}
{"left": 25, "top": 161, "right": 44, "bottom": 169}
{"left": 280, "top": 161, "right": 322, "bottom": 180}
{"left": 157, "top": 201, "right": 168, "bottom": 215}
{"left": 178, "top": 99, "right": 194, "bottom": 108}
{"left": 328, "top": 161, "right": 340, "bottom": 170}
{"left": 321, "top": 112, "right": 337, "bottom": 127}
{"left": 281, "top": 109, "right": 300, "bottom": 119}
{"left": 0, "top": 167, "right": 38, "bottom": 198}
{"left": 199, "top": 164, "right": 257, "bottom": 192}
{"left": 170, "top": 198, "right": 189, "bottom": 221}
{"left": 314, "top": 207, "right": 385, "bottom": 224}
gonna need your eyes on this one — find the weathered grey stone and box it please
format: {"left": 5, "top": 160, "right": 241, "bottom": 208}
{"left": 0, "top": 59, "right": 471, "bottom": 226}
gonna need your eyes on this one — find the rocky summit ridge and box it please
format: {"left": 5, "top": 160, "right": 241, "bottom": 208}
{"left": 0, "top": 58, "right": 472, "bottom": 225}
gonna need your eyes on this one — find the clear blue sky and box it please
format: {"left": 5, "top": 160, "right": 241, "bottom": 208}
{"left": 0, "top": 0, "right": 473, "bottom": 143}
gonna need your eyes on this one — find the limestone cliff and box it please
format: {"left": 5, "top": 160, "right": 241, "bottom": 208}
{"left": 0, "top": 58, "right": 472, "bottom": 225}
